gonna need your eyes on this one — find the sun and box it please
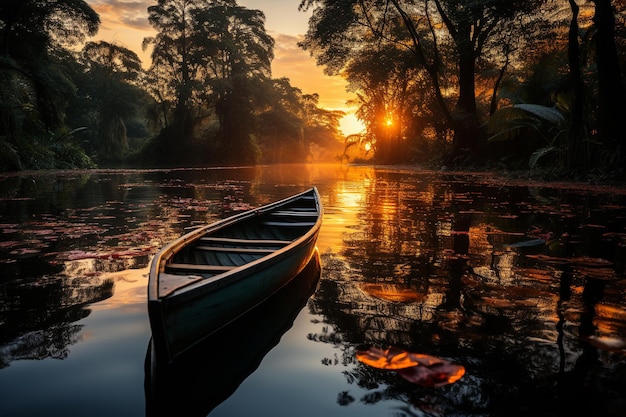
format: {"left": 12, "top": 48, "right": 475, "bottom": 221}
{"left": 385, "top": 117, "right": 393, "bottom": 127}
{"left": 340, "top": 113, "right": 366, "bottom": 136}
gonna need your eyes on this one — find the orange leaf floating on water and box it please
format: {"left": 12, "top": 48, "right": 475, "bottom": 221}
{"left": 356, "top": 346, "right": 466, "bottom": 387}
{"left": 481, "top": 296, "right": 516, "bottom": 309}
{"left": 398, "top": 356, "right": 466, "bottom": 387}
{"left": 360, "top": 283, "right": 426, "bottom": 303}
{"left": 356, "top": 346, "right": 418, "bottom": 370}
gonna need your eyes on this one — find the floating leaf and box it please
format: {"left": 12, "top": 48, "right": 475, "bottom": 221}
{"left": 481, "top": 296, "right": 516, "bottom": 308}
{"left": 356, "top": 346, "right": 466, "bottom": 387}
{"left": 397, "top": 356, "right": 466, "bottom": 387}
{"left": 360, "top": 283, "right": 426, "bottom": 303}
{"left": 575, "top": 267, "right": 616, "bottom": 281}
{"left": 525, "top": 254, "right": 570, "bottom": 265}
{"left": 356, "top": 346, "right": 418, "bottom": 370}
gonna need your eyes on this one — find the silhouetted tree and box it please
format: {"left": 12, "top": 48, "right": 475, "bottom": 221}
{"left": 144, "top": 0, "right": 273, "bottom": 164}
{"left": 256, "top": 78, "right": 306, "bottom": 162}
{"left": 566, "top": 0, "right": 587, "bottom": 171}
{"left": 144, "top": 0, "right": 204, "bottom": 145}
{"left": 590, "top": 0, "right": 626, "bottom": 165}
{"left": 256, "top": 80, "right": 343, "bottom": 163}
{"left": 77, "top": 41, "right": 145, "bottom": 161}
{"left": 195, "top": 1, "right": 274, "bottom": 163}
{"left": 299, "top": 0, "right": 547, "bottom": 164}
{"left": 0, "top": 0, "right": 99, "bottom": 170}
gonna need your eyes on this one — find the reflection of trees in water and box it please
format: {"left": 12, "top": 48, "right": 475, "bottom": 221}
{"left": 308, "top": 175, "right": 626, "bottom": 415}
{"left": 311, "top": 253, "right": 482, "bottom": 415}
{"left": 63, "top": 255, "right": 151, "bottom": 276}
{"left": 0, "top": 324, "right": 83, "bottom": 368}
{"left": 0, "top": 276, "right": 114, "bottom": 368}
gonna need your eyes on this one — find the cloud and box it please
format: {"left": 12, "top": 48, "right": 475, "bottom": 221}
{"left": 86, "top": 1, "right": 155, "bottom": 64}
{"left": 89, "top": 0, "right": 153, "bottom": 31}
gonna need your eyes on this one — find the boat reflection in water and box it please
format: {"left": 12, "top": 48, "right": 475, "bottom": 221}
{"left": 144, "top": 251, "right": 321, "bottom": 417}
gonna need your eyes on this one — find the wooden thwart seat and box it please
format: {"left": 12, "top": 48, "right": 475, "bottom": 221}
{"left": 195, "top": 245, "right": 276, "bottom": 254}
{"left": 164, "top": 263, "right": 236, "bottom": 273}
{"left": 200, "top": 237, "right": 292, "bottom": 245}
{"left": 270, "top": 211, "right": 318, "bottom": 218}
{"left": 263, "top": 221, "right": 316, "bottom": 227}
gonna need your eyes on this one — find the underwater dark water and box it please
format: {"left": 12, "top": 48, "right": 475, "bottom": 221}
{"left": 1, "top": 164, "right": 625, "bottom": 417}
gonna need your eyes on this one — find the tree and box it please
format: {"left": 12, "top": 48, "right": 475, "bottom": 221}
{"left": 77, "top": 41, "right": 145, "bottom": 162}
{"left": 344, "top": 44, "right": 440, "bottom": 163}
{"left": 485, "top": 1, "right": 626, "bottom": 176}
{"left": 195, "top": 1, "right": 274, "bottom": 163}
{"left": 0, "top": 0, "right": 100, "bottom": 135}
{"left": 0, "top": 0, "right": 99, "bottom": 60}
{"left": 299, "top": 0, "right": 547, "bottom": 163}
{"left": 255, "top": 80, "right": 343, "bottom": 163}
{"left": 144, "top": 0, "right": 205, "bottom": 144}
{"left": 590, "top": 0, "right": 626, "bottom": 162}
{"left": 566, "top": 0, "right": 587, "bottom": 171}
{"left": 299, "top": 93, "right": 344, "bottom": 162}
{"left": 144, "top": 0, "right": 273, "bottom": 164}
{"left": 256, "top": 78, "right": 306, "bottom": 162}
{"left": 0, "top": 0, "right": 99, "bottom": 170}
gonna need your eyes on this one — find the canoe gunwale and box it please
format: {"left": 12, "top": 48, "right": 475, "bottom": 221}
{"left": 147, "top": 187, "right": 323, "bottom": 363}
{"left": 148, "top": 187, "right": 321, "bottom": 302}
{"left": 165, "top": 228, "right": 319, "bottom": 302}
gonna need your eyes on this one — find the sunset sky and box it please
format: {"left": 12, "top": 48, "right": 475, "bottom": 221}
{"left": 85, "top": 0, "right": 363, "bottom": 135}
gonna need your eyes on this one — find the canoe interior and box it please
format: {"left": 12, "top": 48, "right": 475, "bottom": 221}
{"left": 161, "top": 192, "right": 319, "bottom": 284}
{"left": 148, "top": 187, "right": 323, "bottom": 363}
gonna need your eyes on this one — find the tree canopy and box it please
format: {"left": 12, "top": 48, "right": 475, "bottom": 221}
{"left": 299, "top": 0, "right": 626, "bottom": 177}
{"left": 0, "top": 0, "right": 101, "bottom": 170}
{"left": 0, "top": 0, "right": 625, "bottom": 180}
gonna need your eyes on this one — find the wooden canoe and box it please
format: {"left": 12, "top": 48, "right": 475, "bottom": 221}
{"left": 145, "top": 252, "right": 321, "bottom": 416}
{"left": 147, "top": 187, "right": 323, "bottom": 363}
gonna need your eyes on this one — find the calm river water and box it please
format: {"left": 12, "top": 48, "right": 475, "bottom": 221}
{"left": 1, "top": 164, "right": 625, "bottom": 417}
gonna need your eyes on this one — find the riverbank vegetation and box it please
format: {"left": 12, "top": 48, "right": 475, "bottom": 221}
{"left": 1, "top": 1, "right": 625, "bottom": 182}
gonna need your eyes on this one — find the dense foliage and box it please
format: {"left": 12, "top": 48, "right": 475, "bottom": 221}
{"left": 0, "top": 0, "right": 99, "bottom": 170}
{"left": 1, "top": 0, "right": 625, "bottom": 180}
{"left": 300, "top": 0, "right": 626, "bottom": 180}
{"left": 0, "top": 0, "right": 343, "bottom": 170}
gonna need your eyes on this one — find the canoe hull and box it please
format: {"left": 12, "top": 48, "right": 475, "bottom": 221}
{"left": 148, "top": 187, "right": 322, "bottom": 363}
{"left": 145, "top": 252, "right": 322, "bottom": 416}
